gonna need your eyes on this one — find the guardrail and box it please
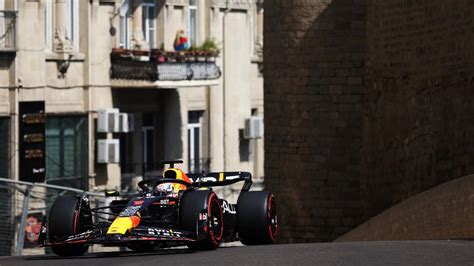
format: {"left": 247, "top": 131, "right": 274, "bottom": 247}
{"left": 0, "top": 177, "right": 105, "bottom": 256}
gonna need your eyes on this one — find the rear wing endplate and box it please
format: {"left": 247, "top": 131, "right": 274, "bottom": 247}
{"left": 187, "top": 172, "right": 253, "bottom": 192}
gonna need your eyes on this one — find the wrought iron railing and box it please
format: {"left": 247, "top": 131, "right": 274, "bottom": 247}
{"left": 0, "top": 11, "right": 17, "bottom": 51}
{"left": 110, "top": 49, "right": 221, "bottom": 82}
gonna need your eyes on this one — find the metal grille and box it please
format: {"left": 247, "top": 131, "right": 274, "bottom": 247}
{"left": 110, "top": 57, "right": 158, "bottom": 81}
{"left": 157, "top": 63, "right": 193, "bottom": 81}
{"left": 188, "top": 62, "right": 221, "bottom": 80}
{"left": 110, "top": 52, "right": 221, "bottom": 82}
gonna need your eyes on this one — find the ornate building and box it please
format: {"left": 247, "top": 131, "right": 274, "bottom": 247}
{"left": 0, "top": 0, "right": 264, "bottom": 255}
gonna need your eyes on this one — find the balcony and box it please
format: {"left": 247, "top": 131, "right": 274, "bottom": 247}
{"left": 110, "top": 49, "right": 221, "bottom": 88}
{"left": 0, "top": 11, "right": 16, "bottom": 52}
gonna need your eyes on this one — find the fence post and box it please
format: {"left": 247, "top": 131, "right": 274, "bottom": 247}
{"left": 16, "top": 185, "right": 32, "bottom": 256}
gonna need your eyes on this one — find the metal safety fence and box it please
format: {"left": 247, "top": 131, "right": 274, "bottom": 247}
{"left": 0, "top": 177, "right": 106, "bottom": 256}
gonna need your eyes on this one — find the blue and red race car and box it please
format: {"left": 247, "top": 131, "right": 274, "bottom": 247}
{"left": 39, "top": 160, "right": 278, "bottom": 256}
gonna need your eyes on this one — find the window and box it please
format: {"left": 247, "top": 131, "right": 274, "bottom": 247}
{"left": 188, "top": 111, "right": 203, "bottom": 173}
{"left": 0, "top": 0, "right": 4, "bottom": 48}
{"left": 142, "top": 0, "right": 156, "bottom": 49}
{"left": 188, "top": 0, "right": 197, "bottom": 46}
{"left": 142, "top": 113, "right": 155, "bottom": 173}
{"left": 66, "top": 0, "right": 79, "bottom": 50}
{"left": 44, "top": 0, "right": 52, "bottom": 49}
{"left": 46, "top": 116, "right": 88, "bottom": 189}
{"left": 239, "top": 129, "right": 250, "bottom": 162}
{"left": 0, "top": 117, "right": 12, "bottom": 256}
{"left": 119, "top": 0, "right": 130, "bottom": 48}
{"left": 0, "top": 118, "right": 9, "bottom": 179}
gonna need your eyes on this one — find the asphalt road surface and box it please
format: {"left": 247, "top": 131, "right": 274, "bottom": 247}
{"left": 2, "top": 241, "right": 474, "bottom": 266}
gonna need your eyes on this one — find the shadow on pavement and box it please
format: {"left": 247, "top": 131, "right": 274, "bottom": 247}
{"left": 23, "top": 248, "right": 194, "bottom": 261}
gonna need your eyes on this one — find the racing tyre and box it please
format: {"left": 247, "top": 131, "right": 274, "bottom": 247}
{"left": 237, "top": 191, "right": 278, "bottom": 245}
{"left": 48, "top": 196, "right": 89, "bottom": 256}
{"left": 180, "top": 190, "right": 224, "bottom": 250}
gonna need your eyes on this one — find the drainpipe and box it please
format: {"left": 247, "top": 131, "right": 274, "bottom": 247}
{"left": 13, "top": 0, "right": 19, "bottom": 182}
{"left": 87, "top": 0, "right": 95, "bottom": 190}
{"left": 222, "top": 1, "right": 233, "bottom": 171}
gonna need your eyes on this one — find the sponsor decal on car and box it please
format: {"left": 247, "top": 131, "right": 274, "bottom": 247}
{"left": 133, "top": 200, "right": 144, "bottom": 206}
{"left": 119, "top": 206, "right": 141, "bottom": 217}
{"left": 194, "top": 176, "right": 218, "bottom": 182}
{"left": 221, "top": 200, "right": 236, "bottom": 214}
{"left": 66, "top": 230, "right": 94, "bottom": 241}
{"left": 199, "top": 212, "right": 208, "bottom": 220}
{"left": 147, "top": 228, "right": 182, "bottom": 237}
{"left": 226, "top": 175, "right": 240, "bottom": 180}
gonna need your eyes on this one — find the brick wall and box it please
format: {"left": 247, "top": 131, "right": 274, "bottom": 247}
{"left": 264, "top": 0, "right": 367, "bottom": 242}
{"left": 362, "top": 0, "right": 474, "bottom": 218}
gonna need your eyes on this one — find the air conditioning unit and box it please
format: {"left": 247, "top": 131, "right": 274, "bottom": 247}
{"left": 97, "top": 139, "right": 120, "bottom": 164}
{"left": 244, "top": 116, "right": 264, "bottom": 139}
{"left": 118, "top": 113, "right": 135, "bottom": 133}
{"left": 97, "top": 109, "right": 119, "bottom": 133}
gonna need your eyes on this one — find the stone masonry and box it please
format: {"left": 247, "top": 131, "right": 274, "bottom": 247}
{"left": 265, "top": 0, "right": 474, "bottom": 242}
{"left": 362, "top": 0, "right": 474, "bottom": 219}
{"left": 264, "top": 0, "right": 367, "bottom": 242}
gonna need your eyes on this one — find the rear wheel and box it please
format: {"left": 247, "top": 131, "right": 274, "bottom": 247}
{"left": 48, "top": 196, "right": 89, "bottom": 256}
{"left": 237, "top": 191, "right": 278, "bottom": 245}
{"left": 180, "top": 190, "right": 224, "bottom": 250}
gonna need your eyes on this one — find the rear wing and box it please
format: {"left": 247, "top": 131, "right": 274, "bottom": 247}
{"left": 187, "top": 172, "right": 253, "bottom": 192}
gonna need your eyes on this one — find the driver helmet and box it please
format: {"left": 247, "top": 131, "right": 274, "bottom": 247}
{"left": 154, "top": 182, "right": 174, "bottom": 196}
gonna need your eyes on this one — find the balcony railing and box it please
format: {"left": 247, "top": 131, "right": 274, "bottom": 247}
{"left": 0, "top": 11, "right": 16, "bottom": 52}
{"left": 110, "top": 49, "right": 221, "bottom": 82}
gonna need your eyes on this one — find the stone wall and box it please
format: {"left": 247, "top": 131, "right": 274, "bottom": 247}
{"left": 339, "top": 175, "right": 474, "bottom": 241}
{"left": 264, "top": 0, "right": 367, "bottom": 242}
{"left": 265, "top": 0, "right": 474, "bottom": 242}
{"left": 362, "top": 0, "right": 474, "bottom": 218}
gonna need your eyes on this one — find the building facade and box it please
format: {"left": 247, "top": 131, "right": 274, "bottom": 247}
{"left": 0, "top": 0, "right": 264, "bottom": 188}
{"left": 0, "top": 0, "right": 263, "bottom": 254}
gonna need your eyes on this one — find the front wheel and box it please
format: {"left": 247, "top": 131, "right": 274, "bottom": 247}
{"left": 48, "top": 196, "right": 89, "bottom": 256}
{"left": 180, "top": 190, "right": 224, "bottom": 250}
{"left": 237, "top": 191, "right": 278, "bottom": 245}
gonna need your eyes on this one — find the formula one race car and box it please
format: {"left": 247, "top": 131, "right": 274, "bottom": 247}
{"left": 39, "top": 160, "right": 278, "bottom": 256}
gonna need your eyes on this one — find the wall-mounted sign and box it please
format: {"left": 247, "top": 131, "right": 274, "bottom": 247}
{"left": 19, "top": 101, "right": 45, "bottom": 183}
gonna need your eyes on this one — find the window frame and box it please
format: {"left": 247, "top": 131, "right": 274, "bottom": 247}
{"left": 187, "top": 0, "right": 198, "bottom": 46}
{"left": 142, "top": 0, "right": 156, "bottom": 49}
{"left": 44, "top": 0, "right": 53, "bottom": 50}
{"left": 119, "top": 0, "right": 130, "bottom": 49}
{"left": 66, "top": 0, "right": 79, "bottom": 51}
{"left": 187, "top": 111, "right": 203, "bottom": 173}
{"left": 45, "top": 115, "right": 88, "bottom": 189}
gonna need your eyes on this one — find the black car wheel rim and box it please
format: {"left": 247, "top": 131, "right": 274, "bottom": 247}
{"left": 208, "top": 195, "right": 223, "bottom": 242}
{"left": 267, "top": 194, "right": 278, "bottom": 241}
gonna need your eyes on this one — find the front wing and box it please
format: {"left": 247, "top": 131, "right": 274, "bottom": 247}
{"left": 42, "top": 225, "right": 205, "bottom": 247}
